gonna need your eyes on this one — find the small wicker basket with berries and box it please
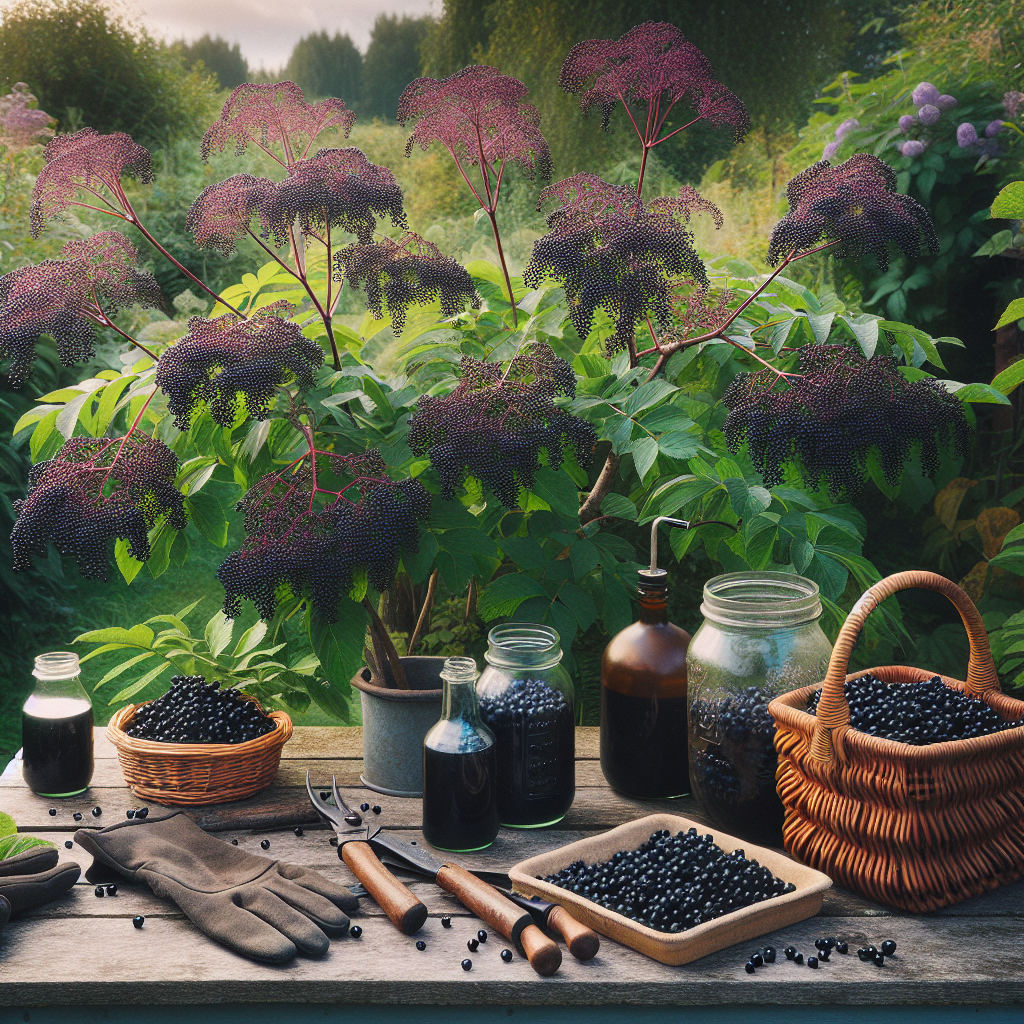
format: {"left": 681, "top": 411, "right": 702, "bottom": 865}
{"left": 107, "top": 674, "right": 292, "bottom": 805}
{"left": 769, "top": 570, "right": 1024, "bottom": 912}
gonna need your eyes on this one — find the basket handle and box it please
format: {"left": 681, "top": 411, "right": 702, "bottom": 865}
{"left": 810, "top": 570, "right": 1000, "bottom": 765}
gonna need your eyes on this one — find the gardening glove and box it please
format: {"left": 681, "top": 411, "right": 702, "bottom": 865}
{"left": 76, "top": 812, "right": 358, "bottom": 964}
{"left": 0, "top": 844, "right": 81, "bottom": 915}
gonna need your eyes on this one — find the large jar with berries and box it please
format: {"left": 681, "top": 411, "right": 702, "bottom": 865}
{"left": 476, "top": 624, "right": 575, "bottom": 827}
{"left": 686, "top": 572, "right": 832, "bottom": 846}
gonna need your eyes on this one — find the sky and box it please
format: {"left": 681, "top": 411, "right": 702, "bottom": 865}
{"left": 3, "top": 0, "right": 439, "bottom": 72}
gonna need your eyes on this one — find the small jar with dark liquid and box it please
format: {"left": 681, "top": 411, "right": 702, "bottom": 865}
{"left": 601, "top": 568, "right": 691, "bottom": 799}
{"left": 22, "top": 651, "right": 94, "bottom": 798}
{"left": 422, "top": 657, "right": 500, "bottom": 852}
{"left": 478, "top": 624, "right": 575, "bottom": 828}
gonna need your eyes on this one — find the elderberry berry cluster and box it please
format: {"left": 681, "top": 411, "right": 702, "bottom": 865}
{"left": 125, "top": 675, "right": 276, "bottom": 744}
{"left": 543, "top": 828, "right": 795, "bottom": 933}
{"left": 806, "top": 673, "right": 1023, "bottom": 745}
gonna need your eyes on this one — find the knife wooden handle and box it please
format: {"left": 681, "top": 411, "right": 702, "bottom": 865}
{"left": 341, "top": 841, "right": 427, "bottom": 935}
{"left": 436, "top": 863, "right": 562, "bottom": 976}
{"left": 547, "top": 904, "right": 600, "bottom": 961}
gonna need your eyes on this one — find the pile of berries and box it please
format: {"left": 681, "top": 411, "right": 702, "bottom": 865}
{"left": 806, "top": 673, "right": 1023, "bottom": 745}
{"left": 125, "top": 675, "right": 276, "bottom": 744}
{"left": 543, "top": 828, "right": 795, "bottom": 934}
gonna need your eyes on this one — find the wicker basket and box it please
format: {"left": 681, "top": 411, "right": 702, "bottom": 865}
{"left": 107, "top": 699, "right": 293, "bottom": 806}
{"left": 769, "top": 570, "right": 1024, "bottom": 912}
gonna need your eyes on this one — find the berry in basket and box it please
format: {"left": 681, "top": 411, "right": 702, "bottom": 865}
{"left": 805, "top": 672, "right": 1023, "bottom": 745}
{"left": 542, "top": 827, "right": 795, "bottom": 934}
{"left": 125, "top": 675, "right": 276, "bottom": 744}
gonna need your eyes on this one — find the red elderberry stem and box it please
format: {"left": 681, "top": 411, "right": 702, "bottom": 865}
{"left": 98, "top": 390, "right": 156, "bottom": 489}
{"left": 485, "top": 209, "right": 519, "bottom": 329}
{"left": 652, "top": 115, "right": 702, "bottom": 147}
{"left": 67, "top": 200, "right": 133, "bottom": 223}
{"left": 645, "top": 317, "right": 663, "bottom": 352}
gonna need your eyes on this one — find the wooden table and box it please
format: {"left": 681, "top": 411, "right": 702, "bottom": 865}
{"left": 1, "top": 727, "right": 1022, "bottom": 1024}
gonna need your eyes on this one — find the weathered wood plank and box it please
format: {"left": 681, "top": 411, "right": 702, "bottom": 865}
{"left": 2, "top": 914, "right": 1022, "bottom": 1006}
{"left": 6, "top": 726, "right": 602, "bottom": 765}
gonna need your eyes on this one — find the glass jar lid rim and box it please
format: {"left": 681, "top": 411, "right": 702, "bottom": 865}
{"left": 33, "top": 651, "right": 81, "bottom": 679}
{"left": 701, "top": 571, "right": 821, "bottom": 626}
{"left": 484, "top": 623, "right": 562, "bottom": 666}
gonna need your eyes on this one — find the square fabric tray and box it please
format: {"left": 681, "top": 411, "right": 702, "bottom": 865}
{"left": 508, "top": 812, "right": 832, "bottom": 966}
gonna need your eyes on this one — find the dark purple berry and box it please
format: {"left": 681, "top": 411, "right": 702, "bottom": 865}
{"left": 500, "top": 948, "right": 513, "bottom": 963}
{"left": 372, "top": 805, "right": 381, "bottom": 815}
{"left": 807, "top": 956, "right": 818, "bottom": 969}
{"left": 461, "top": 958, "right": 472, "bottom": 971}
{"left": 416, "top": 940, "right": 426, "bottom": 951}
{"left": 467, "top": 939, "right": 478, "bottom": 952}
{"left": 260, "top": 839, "right": 270, "bottom": 850}
{"left": 441, "top": 916, "right": 451, "bottom": 928}
{"left": 360, "top": 803, "right": 370, "bottom": 812}
{"left": 881, "top": 940, "right": 896, "bottom": 956}
{"left": 94, "top": 886, "right": 104, "bottom": 897}
{"left": 133, "top": 916, "right": 144, "bottom": 929}
{"left": 745, "top": 962, "right": 756, "bottom": 974}
{"left": 294, "top": 827, "right": 304, "bottom": 837}
{"left": 64, "top": 841, "right": 73, "bottom": 849}
{"left": 350, "top": 926, "right": 362, "bottom": 939}
{"left": 477, "top": 930, "right": 487, "bottom": 943}
{"left": 91, "top": 806, "right": 101, "bottom": 817}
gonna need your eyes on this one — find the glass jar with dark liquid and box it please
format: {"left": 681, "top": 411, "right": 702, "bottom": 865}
{"left": 22, "top": 652, "right": 94, "bottom": 797}
{"left": 478, "top": 624, "right": 575, "bottom": 827}
{"left": 422, "top": 657, "right": 500, "bottom": 852}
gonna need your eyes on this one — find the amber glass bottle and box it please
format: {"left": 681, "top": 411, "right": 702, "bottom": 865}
{"left": 600, "top": 568, "right": 691, "bottom": 799}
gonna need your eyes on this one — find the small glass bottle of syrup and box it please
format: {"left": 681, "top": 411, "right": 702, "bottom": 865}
{"left": 600, "top": 517, "right": 733, "bottom": 800}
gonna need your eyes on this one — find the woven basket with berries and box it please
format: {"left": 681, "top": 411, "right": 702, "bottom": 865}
{"left": 769, "top": 570, "right": 1024, "bottom": 913}
{"left": 107, "top": 675, "right": 292, "bottom": 806}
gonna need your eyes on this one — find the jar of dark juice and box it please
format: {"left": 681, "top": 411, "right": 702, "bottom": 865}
{"left": 422, "top": 657, "right": 499, "bottom": 852}
{"left": 22, "top": 652, "right": 94, "bottom": 797}
{"left": 477, "top": 624, "right": 574, "bottom": 828}
{"left": 686, "top": 573, "right": 831, "bottom": 846}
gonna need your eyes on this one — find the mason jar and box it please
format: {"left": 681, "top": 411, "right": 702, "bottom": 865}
{"left": 686, "top": 572, "right": 832, "bottom": 846}
{"left": 477, "top": 624, "right": 575, "bottom": 827}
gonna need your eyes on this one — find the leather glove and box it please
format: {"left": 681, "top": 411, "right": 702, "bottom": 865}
{"left": 76, "top": 812, "right": 358, "bottom": 964}
{"left": 0, "top": 845, "right": 80, "bottom": 916}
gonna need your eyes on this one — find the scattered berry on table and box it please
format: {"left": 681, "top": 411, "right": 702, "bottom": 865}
{"left": 133, "top": 916, "right": 145, "bottom": 929}
{"left": 231, "top": 839, "right": 238, "bottom": 845}
{"left": 461, "top": 959, "right": 472, "bottom": 971}
{"left": 260, "top": 839, "right": 270, "bottom": 850}
{"left": 806, "top": 672, "right": 1023, "bottom": 745}
{"left": 881, "top": 940, "right": 897, "bottom": 957}
{"left": 294, "top": 827, "right": 303, "bottom": 837}
{"left": 94, "top": 886, "right": 104, "bottom": 897}
{"left": 91, "top": 806, "right": 102, "bottom": 817}
{"left": 105, "top": 884, "right": 117, "bottom": 896}
{"left": 819, "top": 948, "right": 831, "bottom": 961}
{"left": 807, "top": 956, "right": 818, "bottom": 969}
{"left": 350, "top": 926, "right": 362, "bottom": 939}
{"left": 477, "top": 930, "right": 487, "bottom": 943}
{"left": 124, "top": 676, "right": 277, "bottom": 744}
{"left": 467, "top": 938, "right": 478, "bottom": 952}
{"left": 48, "top": 808, "right": 56, "bottom": 816}
{"left": 874, "top": 953, "right": 886, "bottom": 967}
{"left": 72, "top": 812, "right": 82, "bottom": 822}
{"left": 64, "top": 841, "right": 72, "bottom": 849}
{"left": 500, "top": 949, "right": 513, "bottom": 963}
{"left": 543, "top": 828, "right": 795, "bottom": 934}
{"left": 744, "top": 962, "right": 756, "bottom": 974}
{"left": 836, "top": 941, "right": 848, "bottom": 954}
{"left": 320, "top": 792, "right": 329, "bottom": 800}
{"left": 416, "top": 940, "right": 426, "bottom": 951}
{"left": 136, "top": 807, "right": 149, "bottom": 819}
{"left": 750, "top": 953, "right": 764, "bottom": 967}
{"left": 784, "top": 946, "right": 797, "bottom": 960}
{"left": 794, "top": 953, "right": 804, "bottom": 964}
{"left": 126, "top": 809, "right": 135, "bottom": 819}
{"left": 441, "top": 916, "right": 452, "bottom": 928}
{"left": 763, "top": 947, "right": 776, "bottom": 963}
{"left": 372, "top": 805, "right": 382, "bottom": 815}
{"left": 360, "top": 803, "right": 370, "bottom": 812}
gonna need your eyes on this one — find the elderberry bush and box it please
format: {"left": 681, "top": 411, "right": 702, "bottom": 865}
{"left": 126, "top": 675, "right": 276, "bottom": 744}
{"left": 156, "top": 311, "right": 324, "bottom": 429}
{"left": 406, "top": 345, "right": 596, "bottom": 507}
{"left": 543, "top": 828, "right": 795, "bottom": 933}
{"left": 11, "top": 435, "right": 186, "bottom": 578}
{"left": 806, "top": 673, "right": 1023, "bottom": 745}
{"left": 722, "top": 345, "right": 971, "bottom": 499}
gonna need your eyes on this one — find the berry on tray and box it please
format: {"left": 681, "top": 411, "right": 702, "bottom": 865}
{"left": 124, "top": 675, "right": 276, "bottom": 744}
{"left": 542, "top": 827, "right": 795, "bottom": 934}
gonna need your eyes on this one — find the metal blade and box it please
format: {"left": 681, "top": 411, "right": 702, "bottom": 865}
{"left": 366, "top": 830, "right": 445, "bottom": 881}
